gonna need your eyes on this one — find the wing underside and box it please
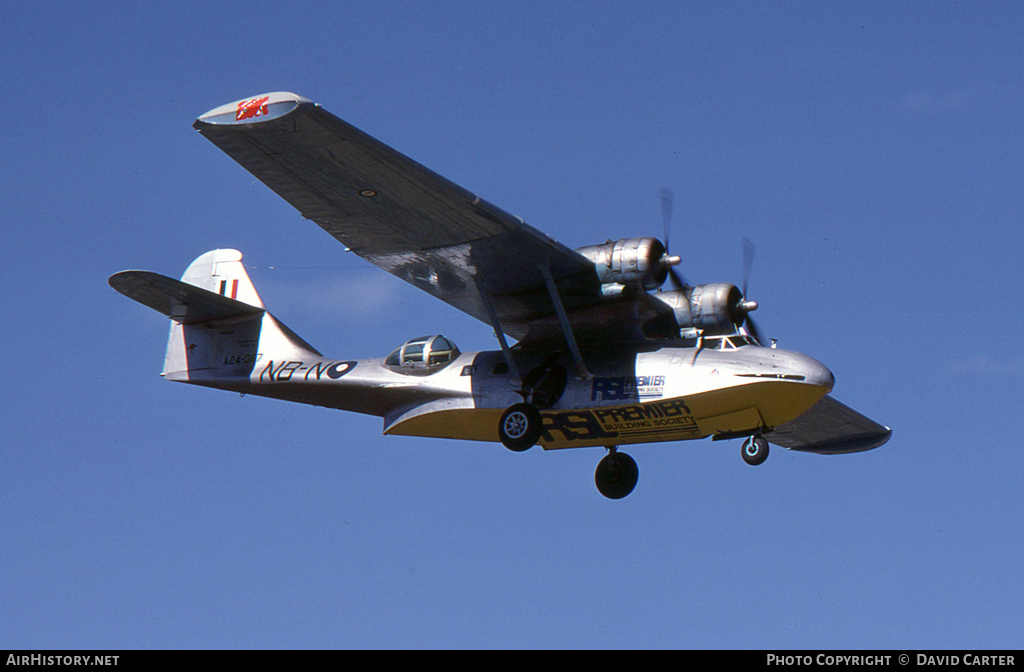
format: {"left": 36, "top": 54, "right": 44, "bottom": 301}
{"left": 767, "top": 395, "right": 891, "bottom": 454}
{"left": 192, "top": 92, "right": 632, "bottom": 341}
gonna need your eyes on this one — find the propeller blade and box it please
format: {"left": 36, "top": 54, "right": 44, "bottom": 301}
{"left": 659, "top": 187, "right": 688, "bottom": 294}
{"left": 745, "top": 313, "right": 763, "bottom": 344}
{"left": 668, "top": 267, "right": 688, "bottom": 294}
{"left": 738, "top": 237, "right": 766, "bottom": 343}
{"left": 660, "top": 187, "right": 674, "bottom": 253}
{"left": 742, "top": 236, "right": 756, "bottom": 298}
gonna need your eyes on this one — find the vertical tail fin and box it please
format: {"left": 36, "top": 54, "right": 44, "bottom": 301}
{"left": 180, "top": 249, "right": 265, "bottom": 309}
{"left": 110, "top": 249, "right": 319, "bottom": 382}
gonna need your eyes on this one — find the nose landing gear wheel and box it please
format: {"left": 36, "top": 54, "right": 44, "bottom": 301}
{"left": 594, "top": 449, "right": 639, "bottom": 499}
{"left": 498, "top": 403, "right": 543, "bottom": 452}
{"left": 742, "top": 435, "right": 769, "bottom": 466}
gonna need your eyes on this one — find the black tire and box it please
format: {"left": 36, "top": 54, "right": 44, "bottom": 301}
{"left": 594, "top": 452, "right": 639, "bottom": 499}
{"left": 498, "top": 403, "right": 543, "bottom": 452}
{"left": 742, "top": 436, "right": 769, "bottom": 466}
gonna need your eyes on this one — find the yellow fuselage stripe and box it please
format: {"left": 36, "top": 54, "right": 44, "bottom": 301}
{"left": 385, "top": 379, "right": 829, "bottom": 449}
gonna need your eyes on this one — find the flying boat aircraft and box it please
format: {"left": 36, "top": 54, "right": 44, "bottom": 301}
{"left": 110, "top": 92, "right": 890, "bottom": 498}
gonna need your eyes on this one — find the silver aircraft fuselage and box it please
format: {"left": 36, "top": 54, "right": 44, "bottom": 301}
{"left": 176, "top": 339, "right": 833, "bottom": 450}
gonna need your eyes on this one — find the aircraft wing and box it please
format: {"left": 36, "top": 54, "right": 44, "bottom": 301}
{"left": 192, "top": 92, "right": 643, "bottom": 342}
{"left": 767, "top": 395, "right": 891, "bottom": 454}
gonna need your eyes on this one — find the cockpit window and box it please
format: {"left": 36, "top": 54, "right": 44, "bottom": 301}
{"left": 702, "top": 337, "right": 723, "bottom": 350}
{"left": 701, "top": 335, "right": 758, "bottom": 350}
{"left": 728, "top": 336, "right": 756, "bottom": 348}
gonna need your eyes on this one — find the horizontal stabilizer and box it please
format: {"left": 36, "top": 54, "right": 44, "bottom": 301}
{"left": 768, "top": 395, "right": 891, "bottom": 454}
{"left": 109, "top": 271, "right": 265, "bottom": 324}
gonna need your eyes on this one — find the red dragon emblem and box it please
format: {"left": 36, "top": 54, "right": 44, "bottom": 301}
{"left": 235, "top": 96, "right": 270, "bottom": 122}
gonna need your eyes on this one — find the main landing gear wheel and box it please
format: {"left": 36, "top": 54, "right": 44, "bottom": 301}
{"left": 594, "top": 449, "right": 639, "bottom": 499}
{"left": 742, "top": 435, "right": 769, "bottom": 466}
{"left": 498, "top": 403, "right": 543, "bottom": 452}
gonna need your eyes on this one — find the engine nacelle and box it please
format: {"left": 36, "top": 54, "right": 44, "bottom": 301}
{"left": 576, "top": 237, "right": 671, "bottom": 291}
{"left": 657, "top": 283, "right": 746, "bottom": 335}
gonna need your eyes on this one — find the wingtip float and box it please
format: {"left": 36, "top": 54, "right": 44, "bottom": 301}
{"left": 195, "top": 92, "right": 315, "bottom": 126}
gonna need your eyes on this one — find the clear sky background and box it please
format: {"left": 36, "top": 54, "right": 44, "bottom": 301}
{"left": 2, "top": 1, "right": 1022, "bottom": 649}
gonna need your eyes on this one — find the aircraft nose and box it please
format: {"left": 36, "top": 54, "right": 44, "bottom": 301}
{"left": 793, "top": 354, "right": 834, "bottom": 391}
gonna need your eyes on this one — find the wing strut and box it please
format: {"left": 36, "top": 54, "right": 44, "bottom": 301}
{"left": 540, "top": 263, "right": 591, "bottom": 379}
{"left": 475, "top": 280, "right": 522, "bottom": 382}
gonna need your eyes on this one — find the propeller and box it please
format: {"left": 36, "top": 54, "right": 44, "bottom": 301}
{"left": 659, "top": 187, "right": 686, "bottom": 293}
{"left": 737, "top": 236, "right": 763, "bottom": 343}
{"left": 657, "top": 188, "right": 766, "bottom": 344}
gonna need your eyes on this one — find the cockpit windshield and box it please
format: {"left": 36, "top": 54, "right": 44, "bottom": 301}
{"left": 701, "top": 335, "right": 759, "bottom": 350}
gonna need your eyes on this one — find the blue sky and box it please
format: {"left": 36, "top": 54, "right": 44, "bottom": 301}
{"left": 2, "top": 1, "right": 1022, "bottom": 649}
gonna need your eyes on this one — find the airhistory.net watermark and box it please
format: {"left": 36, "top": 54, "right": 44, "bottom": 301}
{"left": 6, "top": 655, "right": 118, "bottom": 666}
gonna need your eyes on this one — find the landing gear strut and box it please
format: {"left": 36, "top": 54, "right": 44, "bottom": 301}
{"left": 498, "top": 403, "right": 543, "bottom": 452}
{"left": 742, "top": 434, "right": 769, "bottom": 466}
{"left": 497, "top": 357, "right": 568, "bottom": 452}
{"left": 594, "top": 447, "right": 639, "bottom": 499}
